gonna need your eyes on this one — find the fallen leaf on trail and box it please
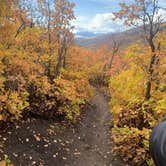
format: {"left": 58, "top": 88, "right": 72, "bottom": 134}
{"left": 34, "top": 135, "right": 41, "bottom": 141}
{"left": 13, "top": 153, "right": 18, "bottom": 157}
{"left": 3, "top": 138, "right": 7, "bottom": 141}
{"left": 74, "top": 152, "right": 81, "bottom": 155}
{"left": 61, "top": 143, "right": 65, "bottom": 146}
{"left": 32, "top": 161, "right": 36, "bottom": 165}
{"left": 53, "top": 140, "right": 57, "bottom": 143}
{"left": 26, "top": 138, "right": 29, "bottom": 142}
{"left": 65, "top": 148, "right": 70, "bottom": 152}
{"left": 16, "top": 126, "right": 20, "bottom": 129}
{"left": 53, "top": 155, "right": 56, "bottom": 158}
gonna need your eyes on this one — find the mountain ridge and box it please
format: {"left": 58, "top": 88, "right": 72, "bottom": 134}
{"left": 75, "top": 28, "right": 143, "bottom": 50}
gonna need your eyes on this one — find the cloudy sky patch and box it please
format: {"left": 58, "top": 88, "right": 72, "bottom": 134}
{"left": 72, "top": 0, "right": 166, "bottom": 35}
{"left": 72, "top": 13, "right": 125, "bottom": 34}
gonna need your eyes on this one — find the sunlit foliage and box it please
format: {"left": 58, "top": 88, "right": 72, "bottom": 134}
{"left": 0, "top": 0, "right": 97, "bottom": 122}
{"left": 110, "top": 29, "right": 166, "bottom": 165}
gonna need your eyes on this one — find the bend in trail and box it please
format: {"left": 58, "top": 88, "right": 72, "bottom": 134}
{"left": 0, "top": 90, "right": 125, "bottom": 166}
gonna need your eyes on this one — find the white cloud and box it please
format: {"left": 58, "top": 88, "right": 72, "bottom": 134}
{"left": 88, "top": 13, "right": 124, "bottom": 33}
{"left": 72, "top": 16, "right": 89, "bottom": 33}
{"left": 73, "top": 0, "right": 166, "bottom": 35}
{"left": 73, "top": 13, "right": 126, "bottom": 34}
{"left": 158, "top": 8, "right": 166, "bottom": 21}
{"left": 159, "top": 0, "right": 166, "bottom": 7}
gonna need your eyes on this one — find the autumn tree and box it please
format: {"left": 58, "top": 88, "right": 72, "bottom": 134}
{"left": 114, "top": 0, "right": 165, "bottom": 100}
{"left": 37, "top": 0, "right": 75, "bottom": 78}
{"left": 54, "top": 0, "right": 75, "bottom": 76}
{"left": 103, "top": 39, "right": 120, "bottom": 72}
{"left": 0, "top": 0, "right": 19, "bottom": 46}
{"left": 15, "top": 0, "right": 39, "bottom": 38}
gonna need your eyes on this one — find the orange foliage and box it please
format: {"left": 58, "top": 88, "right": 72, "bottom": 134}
{"left": 0, "top": 0, "right": 95, "bottom": 122}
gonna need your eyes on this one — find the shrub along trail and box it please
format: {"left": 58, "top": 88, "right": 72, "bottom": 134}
{"left": 0, "top": 90, "right": 124, "bottom": 166}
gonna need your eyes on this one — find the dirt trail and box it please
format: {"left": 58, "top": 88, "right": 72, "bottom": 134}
{"left": 65, "top": 89, "right": 124, "bottom": 166}
{"left": 0, "top": 90, "right": 124, "bottom": 166}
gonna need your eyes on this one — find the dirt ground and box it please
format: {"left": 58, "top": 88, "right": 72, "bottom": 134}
{"left": 0, "top": 90, "right": 125, "bottom": 166}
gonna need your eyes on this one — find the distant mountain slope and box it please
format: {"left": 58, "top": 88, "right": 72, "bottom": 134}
{"left": 76, "top": 23, "right": 166, "bottom": 50}
{"left": 75, "top": 31, "right": 102, "bottom": 39}
{"left": 76, "top": 28, "right": 143, "bottom": 50}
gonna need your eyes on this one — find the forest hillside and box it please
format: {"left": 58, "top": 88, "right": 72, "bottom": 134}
{"left": 0, "top": 0, "right": 166, "bottom": 166}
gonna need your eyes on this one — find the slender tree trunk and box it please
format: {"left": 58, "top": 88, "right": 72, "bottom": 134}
{"left": 103, "top": 40, "right": 119, "bottom": 72}
{"left": 145, "top": 81, "right": 151, "bottom": 100}
{"left": 55, "top": 46, "right": 63, "bottom": 76}
{"left": 47, "top": 2, "right": 52, "bottom": 78}
{"left": 55, "top": 36, "right": 68, "bottom": 76}
{"left": 63, "top": 46, "right": 67, "bottom": 69}
{"left": 108, "top": 52, "right": 116, "bottom": 69}
{"left": 145, "top": 43, "right": 156, "bottom": 100}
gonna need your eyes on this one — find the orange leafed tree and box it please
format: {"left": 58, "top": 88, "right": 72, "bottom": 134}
{"left": 114, "top": 0, "right": 165, "bottom": 100}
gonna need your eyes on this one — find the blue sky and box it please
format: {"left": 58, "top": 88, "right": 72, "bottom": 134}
{"left": 72, "top": 0, "right": 121, "bottom": 18}
{"left": 71, "top": 0, "right": 166, "bottom": 35}
{"left": 71, "top": 0, "right": 124, "bottom": 34}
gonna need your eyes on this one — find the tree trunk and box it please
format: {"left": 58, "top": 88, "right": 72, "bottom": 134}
{"left": 47, "top": 2, "right": 52, "bottom": 79}
{"left": 63, "top": 46, "right": 67, "bottom": 69}
{"left": 55, "top": 47, "right": 63, "bottom": 76}
{"left": 145, "top": 81, "right": 151, "bottom": 100}
{"left": 108, "top": 52, "right": 116, "bottom": 69}
{"left": 55, "top": 37, "right": 68, "bottom": 76}
{"left": 145, "top": 52, "right": 156, "bottom": 100}
{"left": 144, "top": 33, "right": 157, "bottom": 100}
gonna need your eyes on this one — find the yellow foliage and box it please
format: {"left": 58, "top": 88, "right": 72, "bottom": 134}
{"left": 54, "top": 70, "right": 93, "bottom": 121}
{"left": 110, "top": 30, "right": 166, "bottom": 165}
